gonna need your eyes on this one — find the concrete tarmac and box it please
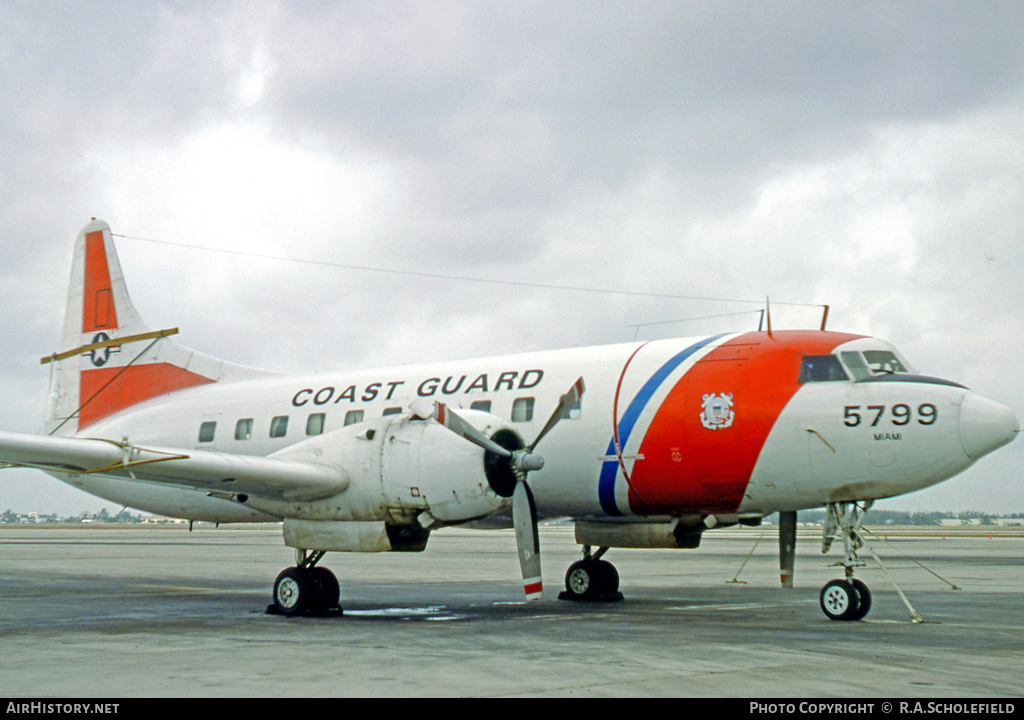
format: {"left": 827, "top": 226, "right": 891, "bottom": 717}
{"left": 1, "top": 524, "right": 1022, "bottom": 698}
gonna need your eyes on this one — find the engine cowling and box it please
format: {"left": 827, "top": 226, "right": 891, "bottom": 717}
{"left": 378, "top": 409, "right": 524, "bottom": 523}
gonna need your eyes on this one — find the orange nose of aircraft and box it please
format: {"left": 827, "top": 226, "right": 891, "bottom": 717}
{"left": 960, "top": 393, "right": 1020, "bottom": 461}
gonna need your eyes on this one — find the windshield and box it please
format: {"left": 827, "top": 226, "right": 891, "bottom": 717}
{"left": 863, "top": 350, "right": 909, "bottom": 375}
{"left": 840, "top": 350, "right": 910, "bottom": 380}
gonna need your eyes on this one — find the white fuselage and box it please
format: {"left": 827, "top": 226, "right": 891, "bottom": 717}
{"left": 54, "top": 330, "right": 1017, "bottom": 527}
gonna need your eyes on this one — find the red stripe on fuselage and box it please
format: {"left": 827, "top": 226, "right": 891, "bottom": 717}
{"left": 627, "top": 331, "right": 862, "bottom": 515}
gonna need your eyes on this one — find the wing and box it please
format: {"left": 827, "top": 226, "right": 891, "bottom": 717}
{"left": 0, "top": 430, "right": 347, "bottom": 502}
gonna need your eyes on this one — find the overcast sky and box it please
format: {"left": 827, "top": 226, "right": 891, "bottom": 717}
{"left": 2, "top": 1, "right": 1022, "bottom": 516}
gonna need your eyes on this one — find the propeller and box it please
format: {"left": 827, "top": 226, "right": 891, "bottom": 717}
{"left": 433, "top": 377, "right": 585, "bottom": 600}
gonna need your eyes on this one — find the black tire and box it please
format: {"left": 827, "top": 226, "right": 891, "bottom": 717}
{"left": 273, "top": 567, "right": 313, "bottom": 616}
{"left": 594, "top": 559, "right": 619, "bottom": 593}
{"left": 849, "top": 578, "right": 872, "bottom": 621}
{"left": 820, "top": 579, "right": 862, "bottom": 621}
{"left": 310, "top": 566, "right": 340, "bottom": 610}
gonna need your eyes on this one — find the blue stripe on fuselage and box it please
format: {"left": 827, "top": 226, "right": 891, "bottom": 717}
{"left": 598, "top": 334, "right": 726, "bottom": 516}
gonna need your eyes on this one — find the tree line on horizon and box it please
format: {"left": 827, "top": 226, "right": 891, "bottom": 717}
{"left": 2, "top": 507, "right": 1020, "bottom": 526}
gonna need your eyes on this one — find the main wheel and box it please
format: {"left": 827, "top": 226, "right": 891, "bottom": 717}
{"left": 273, "top": 567, "right": 314, "bottom": 616}
{"left": 310, "top": 566, "right": 340, "bottom": 610}
{"left": 564, "top": 560, "right": 598, "bottom": 600}
{"left": 820, "top": 579, "right": 862, "bottom": 621}
{"left": 563, "top": 559, "right": 619, "bottom": 600}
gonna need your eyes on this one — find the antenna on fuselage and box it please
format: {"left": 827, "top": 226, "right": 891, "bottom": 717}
{"left": 820, "top": 304, "right": 830, "bottom": 331}
{"left": 765, "top": 297, "right": 773, "bottom": 337}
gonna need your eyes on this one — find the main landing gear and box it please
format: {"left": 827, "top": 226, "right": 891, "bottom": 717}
{"left": 559, "top": 545, "right": 623, "bottom": 602}
{"left": 819, "top": 501, "right": 873, "bottom": 621}
{"left": 269, "top": 550, "right": 341, "bottom": 616}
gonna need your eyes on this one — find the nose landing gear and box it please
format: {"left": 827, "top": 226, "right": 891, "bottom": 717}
{"left": 819, "top": 501, "right": 873, "bottom": 621}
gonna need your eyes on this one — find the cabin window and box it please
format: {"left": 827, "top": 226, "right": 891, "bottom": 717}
{"left": 270, "top": 415, "right": 289, "bottom": 438}
{"left": 470, "top": 400, "right": 492, "bottom": 412}
{"left": 512, "top": 397, "right": 535, "bottom": 422}
{"left": 798, "top": 355, "right": 849, "bottom": 383}
{"left": 383, "top": 407, "right": 402, "bottom": 416}
{"left": 306, "top": 413, "right": 325, "bottom": 436}
{"left": 235, "top": 418, "right": 253, "bottom": 440}
{"left": 198, "top": 421, "right": 216, "bottom": 443}
{"left": 344, "top": 410, "right": 364, "bottom": 426}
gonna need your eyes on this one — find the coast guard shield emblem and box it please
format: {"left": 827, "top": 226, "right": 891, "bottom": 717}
{"left": 700, "top": 393, "right": 735, "bottom": 430}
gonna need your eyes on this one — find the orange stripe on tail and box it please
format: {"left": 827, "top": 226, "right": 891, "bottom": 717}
{"left": 83, "top": 231, "right": 118, "bottom": 332}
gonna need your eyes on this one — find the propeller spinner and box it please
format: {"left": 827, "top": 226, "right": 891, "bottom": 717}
{"left": 432, "top": 377, "right": 585, "bottom": 600}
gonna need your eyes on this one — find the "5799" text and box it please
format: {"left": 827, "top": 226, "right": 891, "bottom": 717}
{"left": 843, "top": 403, "right": 937, "bottom": 427}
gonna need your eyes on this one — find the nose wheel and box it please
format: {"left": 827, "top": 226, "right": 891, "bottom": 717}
{"left": 820, "top": 577, "right": 872, "bottom": 621}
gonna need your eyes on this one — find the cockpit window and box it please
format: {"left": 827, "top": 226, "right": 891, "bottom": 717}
{"left": 840, "top": 351, "right": 872, "bottom": 381}
{"left": 799, "top": 355, "right": 849, "bottom": 383}
{"left": 862, "top": 350, "right": 908, "bottom": 375}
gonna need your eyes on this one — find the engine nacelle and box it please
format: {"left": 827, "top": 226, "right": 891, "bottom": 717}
{"left": 246, "top": 410, "right": 521, "bottom": 527}
{"left": 283, "top": 519, "right": 430, "bottom": 553}
{"left": 575, "top": 517, "right": 706, "bottom": 549}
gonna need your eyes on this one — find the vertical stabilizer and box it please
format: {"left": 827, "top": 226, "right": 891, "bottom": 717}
{"left": 44, "top": 219, "right": 267, "bottom": 435}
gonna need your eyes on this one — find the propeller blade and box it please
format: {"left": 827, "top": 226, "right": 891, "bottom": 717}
{"left": 528, "top": 377, "right": 585, "bottom": 451}
{"left": 513, "top": 481, "right": 542, "bottom": 600}
{"left": 432, "top": 382, "right": 587, "bottom": 602}
{"left": 434, "top": 402, "right": 513, "bottom": 459}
